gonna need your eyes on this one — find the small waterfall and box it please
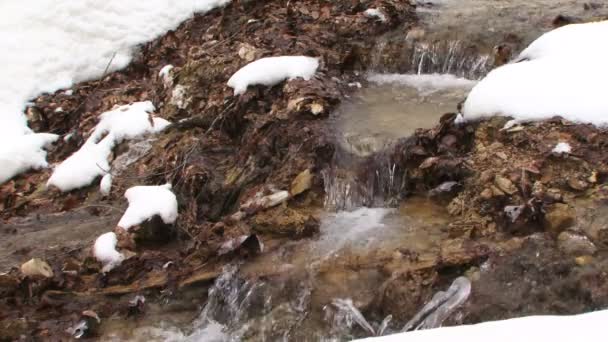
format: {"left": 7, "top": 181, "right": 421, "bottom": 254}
{"left": 322, "top": 151, "right": 405, "bottom": 211}
{"left": 371, "top": 39, "right": 493, "bottom": 80}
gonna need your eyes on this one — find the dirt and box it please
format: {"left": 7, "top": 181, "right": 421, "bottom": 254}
{"left": 2, "top": 0, "right": 608, "bottom": 340}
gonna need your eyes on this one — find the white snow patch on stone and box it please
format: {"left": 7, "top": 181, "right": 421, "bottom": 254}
{"left": 117, "top": 183, "right": 178, "bottom": 230}
{"left": 94, "top": 232, "right": 124, "bottom": 272}
{"left": 552, "top": 142, "right": 572, "bottom": 155}
{"left": 364, "top": 8, "right": 387, "bottom": 22}
{"left": 227, "top": 56, "right": 319, "bottom": 95}
{"left": 100, "top": 173, "right": 112, "bottom": 196}
{"left": 159, "top": 65, "right": 174, "bottom": 88}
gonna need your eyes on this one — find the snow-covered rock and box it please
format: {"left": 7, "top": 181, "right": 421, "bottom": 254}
{"left": 47, "top": 101, "right": 169, "bottom": 192}
{"left": 552, "top": 142, "right": 572, "bottom": 155}
{"left": 463, "top": 20, "right": 608, "bottom": 126}
{"left": 47, "top": 136, "right": 114, "bottom": 192}
{"left": 159, "top": 64, "right": 174, "bottom": 88}
{"left": 364, "top": 9, "right": 387, "bottom": 22}
{"left": 100, "top": 173, "right": 112, "bottom": 196}
{"left": 117, "top": 183, "right": 178, "bottom": 230}
{"left": 227, "top": 56, "right": 319, "bottom": 95}
{"left": 94, "top": 232, "right": 124, "bottom": 272}
{"left": 354, "top": 310, "right": 608, "bottom": 342}
{"left": 0, "top": 0, "right": 229, "bottom": 184}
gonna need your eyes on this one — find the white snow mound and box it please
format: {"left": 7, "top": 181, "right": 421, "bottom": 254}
{"left": 227, "top": 56, "right": 319, "bottom": 95}
{"left": 0, "top": 0, "right": 229, "bottom": 184}
{"left": 118, "top": 183, "right": 178, "bottom": 230}
{"left": 94, "top": 232, "right": 124, "bottom": 272}
{"left": 354, "top": 310, "right": 608, "bottom": 342}
{"left": 47, "top": 101, "right": 170, "bottom": 192}
{"left": 463, "top": 20, "right": 608, "bottom": 126}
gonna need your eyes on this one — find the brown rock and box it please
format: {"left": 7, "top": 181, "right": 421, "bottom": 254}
{"left": 480, "top": 188, "right": 493, "bottom": 200}
{"left": 568, "top": 177, "right": 589, "bottom": 191}
{"left": 20, "top": 258, "right": 54, "bottom": 278}
{"left": 494, "top": 175, "right": 517, "bottom": 195}
{"left": 544, "top": 203, "right": 576, "bottom": 235}
{"left": 251, "top": 206, "right": 319, "bottom": 238}
{"left": 290, "top": 169, "right": 313, "bottom": 196}
{"left": 558, "top": 231, "right": 597, "bottom": 255}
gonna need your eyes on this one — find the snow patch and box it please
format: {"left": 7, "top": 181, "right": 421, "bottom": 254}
{"left": 94, "top": 232, "right": 124, "bottom": 272}
{"left": 463, "top": 20, "right": 608, "bottom": 126}
{"left": 100, "top": 173, "right": 112, "bottom": 196}
{"left": 364, "top": 9, "right": 387, "bottom": 22}
{"left": 47, "top": 101, "right": 169, "bottom": 192}
{"left": 355, "top": 310, "right": 608, "bottom": 342}
{"left": 0, "top": 0, "right": 229, "bottom": 184}
{"left": 159, "top": 64, "right": 174, "bottom": 87}
{"left": 552, "top": 142, "right": 572, "bottom": 155}
{"left": 117, "top": 183, "right": 178, "bottom": 230}
{"left": 227, "top": 56, "right": 319, "bottom": 95}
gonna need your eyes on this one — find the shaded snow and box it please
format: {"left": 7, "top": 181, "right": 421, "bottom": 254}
{"left": 463, "top": 20, "right": 608, "bottom": 126}
{"left": 355, "top": 310, "right": 608, "bottom": 342}
{"left": 0, "top": 0, "right": 229, "bottom": 184}
{"left": 227, "top": 56, "right": 319, "bottom": 95}
{"left": 47, "top": 101, "right": 169, "bottom": 192}
{"left": 117, "top": 183, "right": 178, "bottom": 230}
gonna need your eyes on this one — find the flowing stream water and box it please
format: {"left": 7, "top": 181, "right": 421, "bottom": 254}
{"left": 100, "top": 1, "right": 604, "bottom": 340}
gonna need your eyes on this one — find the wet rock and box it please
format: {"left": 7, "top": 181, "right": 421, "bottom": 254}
{"left": 250, "top": 206, "right": 319, "bottom": 238}
{"left": 494, "top": 175, "right": 517, "bottom": 195}
{"left": 568, "top": 177, "right": 589, "bottom": 191}
{"left": 543, "top": 203, "right": 576, "bottom": 235}
{"left": 376, "top": 269, "right": 438, "bottom": 321}
{"left": 558, "top": 231, "right": 597, "bottom": 256}
{"left": 21, "top": 258, "right": 54, "bottom": 278}
{"left": 290, "top": 169, "right": 313, "bottom": 196}
{"left": 130, "top": 215, "right": 175, "bottom": 245}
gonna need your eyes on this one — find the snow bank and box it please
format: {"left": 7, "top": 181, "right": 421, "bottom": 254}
{"left": 368, "top": 73, "right": 477, "bottom": 94}
{"left": 93, "top": 232, "right": 124, "bottom": 272}
{"left": 0, "top": 0, "right": 229, "bottom": 184}
{"left": 354, "top": 310, "right": 608, "bottom": 342}
{"left": 463, "top": 20, "right": 608, "bottom": 126}
{"left": 47, "top": 101, "right": 169, "bottom": 192}
{"left": 117, "top": 183, "right": 178, "bottom": 230}
{"left": 227, "top": 56, "right": 319, "bottom": 95}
